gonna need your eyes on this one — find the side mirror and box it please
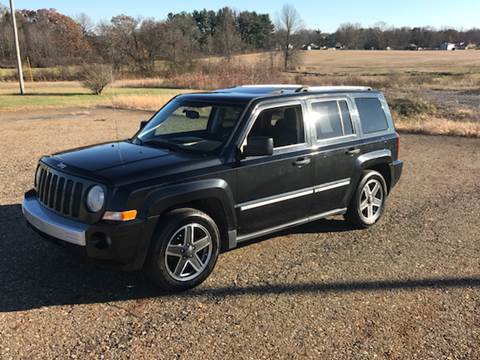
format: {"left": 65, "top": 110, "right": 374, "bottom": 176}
{"left": 242, "top": 136, "right": 274, "bottom": 157}
{"left": 139, "top": 120, "right": 148, "bottom": 130}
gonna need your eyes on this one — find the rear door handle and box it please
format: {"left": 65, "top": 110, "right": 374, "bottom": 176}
{"left": 293, "top": 157, "right": 311, "bottom": 167}
{"left": 346, "top": 148, "right": 360, "bottom": 156}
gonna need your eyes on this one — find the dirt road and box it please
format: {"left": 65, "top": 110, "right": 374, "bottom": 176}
{"left": 0, "top": 108, "right": 479, "bottom": 359}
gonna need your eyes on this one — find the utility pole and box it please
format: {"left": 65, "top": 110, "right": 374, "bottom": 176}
{"left": 9, "top": 0, "right": 25, "bottom": 95}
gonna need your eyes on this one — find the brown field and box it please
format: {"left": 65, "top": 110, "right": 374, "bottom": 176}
{"left": 297, "top": 50, "right": 480, "bottom": 74}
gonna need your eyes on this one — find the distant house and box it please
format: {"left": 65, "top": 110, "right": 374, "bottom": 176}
{"left": 302, "top": 43, "right": 320, "bottom": 51}
{"left": 440, "top": 42, "right": 456, "bottom": 51}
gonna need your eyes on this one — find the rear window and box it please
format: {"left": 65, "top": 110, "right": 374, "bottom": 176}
{"left": 355, "top": 98, "right": 389, "bottom": 134}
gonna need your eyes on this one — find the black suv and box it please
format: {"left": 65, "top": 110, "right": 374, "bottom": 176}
{"left": 23, "top": 85, "right": 403, "bottom": 291}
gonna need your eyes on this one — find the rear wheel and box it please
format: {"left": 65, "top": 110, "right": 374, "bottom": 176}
{"left": 145, "top": 208, "right": 220, "bottom": 291}
{"left": 345, "top": 170, "right": 387, "bottom": 228}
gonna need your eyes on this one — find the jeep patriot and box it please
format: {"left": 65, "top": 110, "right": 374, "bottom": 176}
{"left": 23, "top": 85, "right": 403, "bottom": 291}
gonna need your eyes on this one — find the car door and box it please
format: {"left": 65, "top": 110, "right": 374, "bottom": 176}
{"left": 307, "top": 97, "right": 361, "bottom": 215}
{"left": 235, "top": 101, "right": 314, "bottom": 237}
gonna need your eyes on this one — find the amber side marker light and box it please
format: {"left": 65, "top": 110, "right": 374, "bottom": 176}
{"left": 103, "top": 210, "right": 137, "bottom": 221}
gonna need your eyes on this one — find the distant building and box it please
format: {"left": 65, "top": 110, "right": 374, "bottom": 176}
{"left": 440, "top": 42, "right": 456, "bottom": 51}
{"left": 302, "top": 43, "right": 320, "bottom": 51}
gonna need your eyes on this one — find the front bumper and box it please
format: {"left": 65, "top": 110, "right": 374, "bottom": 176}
{"left": 22, "top": 192, "right": 157, "bottom": 270}
{"left": 23, "top": 195, "right": 88, "bottom": 246}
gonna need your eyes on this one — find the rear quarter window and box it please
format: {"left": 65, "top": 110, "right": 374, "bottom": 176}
{"left": 355, "top": 98, "right": 389, "bottom": 134}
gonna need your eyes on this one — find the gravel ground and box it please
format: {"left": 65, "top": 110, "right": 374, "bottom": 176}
{"left": 0, "top": 108, "right": 479, "bottom": 359}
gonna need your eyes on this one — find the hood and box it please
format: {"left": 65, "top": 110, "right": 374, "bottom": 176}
{"left": 44, "top": 141, "right": 220, "bottom": 185}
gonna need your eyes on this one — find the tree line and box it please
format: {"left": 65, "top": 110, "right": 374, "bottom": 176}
{"left": 1, "top": 3, "right": 479, "bottom": 74}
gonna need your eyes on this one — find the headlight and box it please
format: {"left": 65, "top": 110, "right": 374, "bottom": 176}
{"left": 35, "top": 166, "right": 42, "bottom": 188}
{"left": 86, "top": 185, "right": 105, "bottom": 212}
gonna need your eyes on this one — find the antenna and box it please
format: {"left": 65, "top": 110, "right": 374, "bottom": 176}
{"left": 109, "top": 67, "right": 125, "bottom": 166}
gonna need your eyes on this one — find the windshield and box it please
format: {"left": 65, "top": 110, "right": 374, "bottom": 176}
{"left": 135, "top": 99, "right": 245, "bottom": 153}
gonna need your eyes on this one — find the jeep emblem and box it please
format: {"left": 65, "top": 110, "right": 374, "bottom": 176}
{"left": 57, "top": 162, "right": 67, "bottom": 169}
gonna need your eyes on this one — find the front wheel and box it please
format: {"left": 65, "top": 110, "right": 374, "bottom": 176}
{"left": 345, "top": 170, "right": 387, "bottom": 228}
{"left": 144, "top": 208, "right": 220, "bottom": 292}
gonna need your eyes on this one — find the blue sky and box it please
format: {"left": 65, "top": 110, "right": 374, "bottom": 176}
{"left": 4, "top": 0, "right": 479, "bottom": 31}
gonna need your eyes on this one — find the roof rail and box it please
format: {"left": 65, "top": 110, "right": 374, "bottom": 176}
{"left": 295, "top": 86, "right": 372, "bottom": 93}
{"left": 237, "top": 84, "right": 301, "bottom": 89}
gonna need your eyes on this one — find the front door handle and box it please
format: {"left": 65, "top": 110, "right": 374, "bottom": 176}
{"left": 346, "top": 148, "right": 361, "bottom": 156}
{"left": 293, "top": 157, "right": 311, "bottom": 167}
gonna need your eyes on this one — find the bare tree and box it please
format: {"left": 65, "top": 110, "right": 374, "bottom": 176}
{"left": 276, "top": 4, "right": 303, "bottom": 70}
{"left": 75, "top": 13, "right": 94, "bottom": 36}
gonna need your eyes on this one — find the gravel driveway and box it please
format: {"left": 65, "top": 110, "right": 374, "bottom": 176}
{"left": 0, "top": 108, "right": 479, "bottom": 359}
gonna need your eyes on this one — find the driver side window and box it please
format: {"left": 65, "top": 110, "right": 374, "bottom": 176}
{"left": 248, "top": 105, "right": 305, "bottom": 148}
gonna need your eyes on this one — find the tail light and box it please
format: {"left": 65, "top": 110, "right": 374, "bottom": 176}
{"left": 395, "top": 132, "right": 400, "bottom": 158}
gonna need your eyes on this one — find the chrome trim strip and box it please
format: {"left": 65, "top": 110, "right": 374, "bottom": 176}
{"left": 237, "top": 208, "right": 347, "bottom": 243}
{"left": 238, "top": 187, "right": 314, "bottom": 211}
{"left": 314, "top": 178, "right": 351, "bottom": 193}
{"left": 22, "top": 197, "right": 87, "bottom": 246}
{"left": 238, "top": 178, "right": 351, "bottom": 211}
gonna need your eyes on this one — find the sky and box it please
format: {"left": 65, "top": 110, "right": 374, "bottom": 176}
{"left": 3, "top": 0, "right": 479, "bottom": 32}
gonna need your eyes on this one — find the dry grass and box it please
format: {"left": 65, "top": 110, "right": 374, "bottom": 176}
{"left": 395, "top": 116, "right": 480, "bottom": 138}
{"left": 110, "top": 94, "right": 178, "bottom": 111}
{"left": 114, "top": 78, "right": 165, "bottom": 88}
{"left": 297, "top": 50, "right": 480, "bottom": 75}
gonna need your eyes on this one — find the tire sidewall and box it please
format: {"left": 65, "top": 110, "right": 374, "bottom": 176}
{"left": 147, "top": 209, "right": 220, "bottom": 290}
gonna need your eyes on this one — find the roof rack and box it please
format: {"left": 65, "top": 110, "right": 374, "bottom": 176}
{"left": 237, "top": 84, "right": 300, "bottom": 89}
{"left": 295, "top": 86, "right": 372, "bottom": 93}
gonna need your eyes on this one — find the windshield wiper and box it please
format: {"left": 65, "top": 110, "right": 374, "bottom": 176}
{"left": 142, "top": 139, "right": 183, "bottom": 152}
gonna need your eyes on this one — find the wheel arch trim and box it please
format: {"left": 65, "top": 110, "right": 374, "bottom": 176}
{"left": 356, "top": 149, "right": 392, "bottom": 169}
{"left": 144, "top": 178, "right": 237, "bottom": 230}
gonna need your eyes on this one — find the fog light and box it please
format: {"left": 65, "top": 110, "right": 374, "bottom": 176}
{"left": 103, "top": 210, "right": 137, "bottom": 221}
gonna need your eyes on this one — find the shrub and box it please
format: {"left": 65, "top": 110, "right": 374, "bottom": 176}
{"left": 389, "top": 97, "right": 436, "bottom": 117}
{"left": 81, "top": 64, "right": 112, "bottom": 95}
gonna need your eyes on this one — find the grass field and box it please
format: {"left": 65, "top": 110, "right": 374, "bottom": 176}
{"left": 0, "top": 81, "right": 188, "bottom": 111}
{"left": 1, "top": 50, "right": 479, "bottom": 137}
{"left": 297, "top": 50, "right": 480, "bottom": 74}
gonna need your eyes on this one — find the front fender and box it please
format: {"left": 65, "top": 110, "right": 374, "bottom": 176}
{"left": 125, "top": 178, "right": 237, "bottom": 270}
{"left": 144, "top": 178, "right": 237, "bottom": 229}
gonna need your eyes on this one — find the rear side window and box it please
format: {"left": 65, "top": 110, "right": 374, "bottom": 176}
{"left": 312, "top": 100, "right": 355, "bottom": 140}
{"left": 355, "top": 98, "right": 389, "bottom": 134}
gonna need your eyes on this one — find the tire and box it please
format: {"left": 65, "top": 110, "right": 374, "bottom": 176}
{"left": 144, "top": 208, "right": 220, "bottom": 292}
{"left": 344, "top": 170, "right": 387, "bottom": 229}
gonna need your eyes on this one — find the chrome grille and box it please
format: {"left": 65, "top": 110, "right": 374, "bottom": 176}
{"left": 36, "top": 166, "right": 84, "bottom": 218}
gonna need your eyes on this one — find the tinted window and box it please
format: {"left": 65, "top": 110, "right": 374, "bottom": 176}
{"left": 339, "top": 100, "right": 354, "bottom": 135}
{"left": 248, "top": 105, "right": 305, "bottom": 148}
{"left": 355, "top": 98, "right": 388, "bottom": 133}
{"left": 312, "top": 101, "right": 343, "bottom": 140}
{"left": 137, "top": 100, "right": 245, "bottom": 153}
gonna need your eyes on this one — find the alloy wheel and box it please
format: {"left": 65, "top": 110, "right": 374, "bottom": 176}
{"left": 358, "top": 178, "right": 384, "bottom": 223}
{"left": 163, "top": 223, "right": 213, "bottom": 282}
